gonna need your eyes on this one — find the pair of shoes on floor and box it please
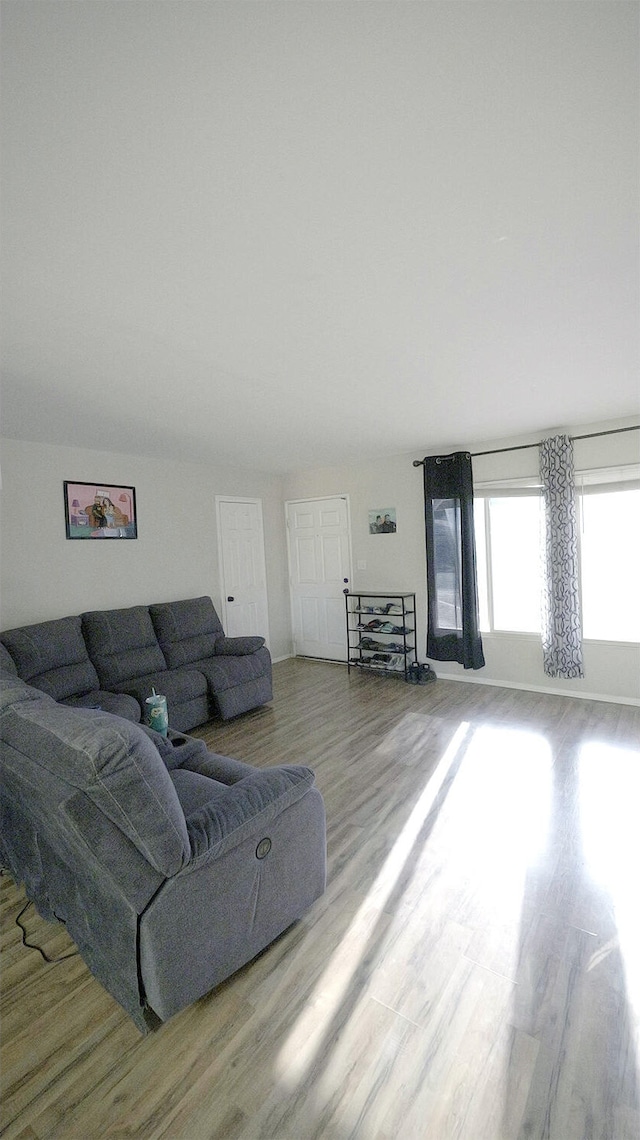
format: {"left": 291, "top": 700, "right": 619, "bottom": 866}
{"left": 407, "top": 663, "right": 437, "bottom": 685}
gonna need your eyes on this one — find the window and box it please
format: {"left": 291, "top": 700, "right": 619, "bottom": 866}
{"left": 474, "top": 468, "right": 640, "bottom": 643}
{"left": 474, "top": 492, "right": 543, "bottom": 635}
{"left": 580, "top": 484, "right": 640, "bottom": 642}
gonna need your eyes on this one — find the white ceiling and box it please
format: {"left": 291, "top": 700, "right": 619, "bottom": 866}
{"left": 1, "top": 1, "right": 638, "bottom": 474}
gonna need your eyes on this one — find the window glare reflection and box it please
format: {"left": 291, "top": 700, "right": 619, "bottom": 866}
{"left": 579, "top": 741, "right": 640, "bottom": 1022}
{"left": 579, "top": 742, "right": 640, "bottom": 884}
{"left": 581, "top": 489, "right": 640, "bottom": 641}
{"left": 447, "top": 725, "right": 552, "bottom": 876}
{"left": 489, "top": 498, "right": 542, "bottom": 633}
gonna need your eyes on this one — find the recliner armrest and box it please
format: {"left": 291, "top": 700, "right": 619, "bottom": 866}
{"left": 185, "top": 765, "right": 315, "bottom": 865}
{"left": 140, "top": 725, "right": 210, "bottom": 771}
{"left": 215, "top": 636, "right": 265, "bottom": 655}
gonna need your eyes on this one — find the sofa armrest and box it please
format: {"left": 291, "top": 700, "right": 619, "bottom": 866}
{"left": 215, "top": 636, "right": 265, "bottom": 655}
{"left": 180, "top": 749, "right": 259, "bottom": 784}
{"left": 185, "top": 765, "right": 315, "bottom": 865}
{"left": 140, "top": 726, "right": 255, "bottom": 782}
{"left": 140, "top": 725, "right": 211, "bottom": 772}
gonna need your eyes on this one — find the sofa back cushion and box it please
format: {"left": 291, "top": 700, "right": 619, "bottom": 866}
{"left": 149, "top": 597, "right": 223, "bottom": 669}
{"left": 0, "top": 617, "right": 100, "bottom": 700}
{"left": 0, "top": 642, "right": 18, "bottom": 676}
{"left": 82, "top": 606, "right": 167, "bottom": 689}
{"left": 1, "top": 670, "right": 56, "bottom": 710}
{"left": 0, "top": 680, "right": 189, "bottom": 876}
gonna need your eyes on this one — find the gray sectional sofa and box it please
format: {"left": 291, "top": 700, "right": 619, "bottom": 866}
{"left": 0, "top": 670, "right": 326, "bottom": 1031}
{"left": 0, "top": 596, "right": 273, "bottom": 731}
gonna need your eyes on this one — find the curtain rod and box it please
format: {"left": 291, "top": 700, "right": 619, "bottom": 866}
{"left": 412, "top": 424, "right": 640, "bottom": 467}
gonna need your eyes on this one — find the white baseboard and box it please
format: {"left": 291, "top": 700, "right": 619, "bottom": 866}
{"left": 274, "top": 653, "right": 347, "bottom": 665}
{"left": 429, "top": 670, "right": 640, "bottom": 707}
{"left": 276, "top": 653, "right": 639, "bottom": 706}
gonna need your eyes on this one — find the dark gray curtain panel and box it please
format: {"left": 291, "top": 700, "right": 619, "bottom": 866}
{"left": 423, "top": 452, "right": 485, "bottom": 670}
{"left": 539, "top": 435, "right": 584, "bottom": 678}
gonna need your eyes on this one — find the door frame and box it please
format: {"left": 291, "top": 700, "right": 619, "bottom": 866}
{"left": 215, "top": 495, "right": 270, "bottom": 643}
{"left": 285, "top": 494, "right": 354, "bottom": 660}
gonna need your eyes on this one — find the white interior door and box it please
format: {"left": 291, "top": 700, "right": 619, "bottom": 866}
{"left": 216, "top": 498, "right": 270, "bottom": 641}
{"left": 286, "top": 496, "right": 352, "bottom": 661}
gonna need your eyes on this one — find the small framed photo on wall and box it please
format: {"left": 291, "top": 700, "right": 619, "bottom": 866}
{"left": 64, "top": 481, "right": 137, "bottom": 539}
{"left": 369, "top": 508, "right": 397, "bottom": 534}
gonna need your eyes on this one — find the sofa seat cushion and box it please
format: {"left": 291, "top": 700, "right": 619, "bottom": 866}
{"left": 150, "top": 597, "right": 223, "bottom": 669}
{"left": 109, "top": 668, "right": 208, "bottom": 719}
{"left": 82, "top": 607, "right": 167, "bottom": 690}
{"left": 63, "top": 690, "right": 141, "bottom": 723}
{"left": 1, "top": 616, "right": 100, "bottom": 701}
{"left": 192, "top": 646, "right": 271, "bottom": 694}
{"left": 215, "top": 636, "right": 265, "bottom": 655}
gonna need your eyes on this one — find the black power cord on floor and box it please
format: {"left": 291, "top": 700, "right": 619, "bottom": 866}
{"left": 14, "top": 897, "right": 79, "bottom": 964}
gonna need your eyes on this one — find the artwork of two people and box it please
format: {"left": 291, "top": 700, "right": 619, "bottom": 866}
{"left": 369, "top": 509, "right": 397, "bottom": 534}
{"left": 65, "top": 483, "right": 137, "bottom": 539}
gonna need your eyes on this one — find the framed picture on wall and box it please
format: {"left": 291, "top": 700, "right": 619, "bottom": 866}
{"left": 64, "top": 481, "right": 138, "bottom": 539}
{"left": 369, "top": 507, "right": 397, "bottom": 534}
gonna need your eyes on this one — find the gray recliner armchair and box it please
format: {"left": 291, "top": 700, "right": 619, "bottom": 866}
{"left": 148, "top": 596, "right": 273, "bottom": 721}
{"left": 0, "top": 671, "right": 326, "bottom": 1032}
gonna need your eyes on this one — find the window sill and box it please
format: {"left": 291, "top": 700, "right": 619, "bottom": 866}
{"left": 479, "top": 630, "right": 639, "bottom": 649}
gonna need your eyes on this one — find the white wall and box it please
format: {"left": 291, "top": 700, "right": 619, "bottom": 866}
{"left": 2, "top": 420, "right": 638, "bottom": 702}
{"left": 0, "top": 437, "right": 292, "bottom": 661}
{"left": 283, "top": 418, "right": 640, "bottom": 705}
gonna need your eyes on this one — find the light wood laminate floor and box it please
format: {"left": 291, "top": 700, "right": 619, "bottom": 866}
{"left": 2, "top": 658, "right": 639, "bottom": 1139}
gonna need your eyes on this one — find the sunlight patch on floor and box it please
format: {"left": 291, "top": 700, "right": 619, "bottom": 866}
{"left": 579, "top": 740, "right": 640, "bottom": 1031}
{"left": 275, "top": 720, "right": 472, "bottom": 1088}
{"left": 442, "top": 724, "right": 553, "bottom": 911}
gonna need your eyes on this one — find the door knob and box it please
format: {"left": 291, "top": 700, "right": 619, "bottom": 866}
{"left": 227, "top": 596, "right": 234, "bottom": 602}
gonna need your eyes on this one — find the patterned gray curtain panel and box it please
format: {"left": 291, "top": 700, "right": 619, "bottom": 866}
{"left": 539, "top": 435, "right": 584, "bottom": 678}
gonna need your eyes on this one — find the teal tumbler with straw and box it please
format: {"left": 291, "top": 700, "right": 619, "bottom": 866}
{"left": 145, "top": 688, "right": 168, "bottom": 736}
